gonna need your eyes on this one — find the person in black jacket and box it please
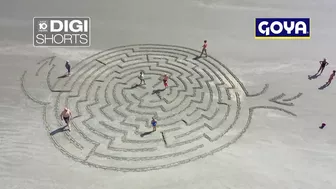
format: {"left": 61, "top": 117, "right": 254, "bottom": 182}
{"left": 65, "top": 60, "right": 71, "bottom": 76}
{"left": 316, "top": 58, "right": 329, "bottom": 75}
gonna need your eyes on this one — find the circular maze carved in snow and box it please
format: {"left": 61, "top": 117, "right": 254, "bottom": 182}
{"left": 21, "top": 44, "right": 302, "bottom": 172}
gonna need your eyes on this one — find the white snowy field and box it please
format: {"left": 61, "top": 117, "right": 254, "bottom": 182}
{"left": 0, "top": 0, "right": 336, "bottom": 189}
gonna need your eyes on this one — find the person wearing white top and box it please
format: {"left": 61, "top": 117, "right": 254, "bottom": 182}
{"left": 139, "top": 71, "right": 145, "bottom": 85}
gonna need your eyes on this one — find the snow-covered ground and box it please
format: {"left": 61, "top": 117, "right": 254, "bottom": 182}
{"left": 1, "top": 0, "right": 336, "bottom": 189}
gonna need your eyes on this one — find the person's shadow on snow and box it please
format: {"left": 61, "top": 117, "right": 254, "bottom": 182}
{"left": 152, "top": 88, "right": 165, "bottom": 99}
{"left": 308, "top": 73, "right": 320, "bottom": 80}
{"left": 152, "top": 88, "right": 165, "bottom": 94}
{"left": 58, "top": 74, "right": 68, "bottom": 78}
{"left": 50, "top": 126, "right": 68, "bottom": 135}
{"left": 193, "top": 56, "right": 201, "bottom": 60}
{"left": 140, "top": 131, "right": 154, "bottom": 137}
{"left": 125, "top": 84, "right": 142, "bottom": 89}
{"left": 318, "top": 83, "right": 330, "bottom": 90}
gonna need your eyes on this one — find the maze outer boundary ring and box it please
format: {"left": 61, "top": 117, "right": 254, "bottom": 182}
{"left": 21, "top": 44, "right": 300, "bottom": 172}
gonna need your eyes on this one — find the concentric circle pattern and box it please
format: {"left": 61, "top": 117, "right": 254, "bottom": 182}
{"left": 21, "top": 44, "right": 301, "bottom": 172}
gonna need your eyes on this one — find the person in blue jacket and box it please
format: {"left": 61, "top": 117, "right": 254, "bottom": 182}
{"left": 151, "top": 117, "right": 157, "bottom": 132}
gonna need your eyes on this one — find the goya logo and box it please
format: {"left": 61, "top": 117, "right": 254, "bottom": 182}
{"left": 255, "top": 18, "right": 310, "bottom": 39}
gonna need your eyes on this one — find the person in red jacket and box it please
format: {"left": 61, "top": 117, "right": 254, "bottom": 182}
{"left": 199, "top": 40, "right": 208, "bottom": 57}
{"left": 326, "top": 70, "right": 336, "bottom": 86}
{"left": 319, "top": 123, "right": 326, "bottom": 129}
{"left": 163, "top": 74, "right": 168, "bottom": 88}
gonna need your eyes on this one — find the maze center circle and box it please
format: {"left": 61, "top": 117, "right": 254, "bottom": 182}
{"left": 112, "top": 65, "right": 217, "bottom": 124}
{"left": 47, "top": 44, "right": 252, "bottom": 172}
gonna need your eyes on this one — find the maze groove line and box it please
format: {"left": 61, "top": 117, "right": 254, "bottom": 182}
{"left": 21, "top": 71, "right": 50, "bottom": 106}
{"left": 22, "top": 44, "right": 303, "bottom": 172}
{"left": 282, "top": 92, "right": 303, "bottom": 101}
{"left": 36, "top": 56, "right": 55, "bottom": 76}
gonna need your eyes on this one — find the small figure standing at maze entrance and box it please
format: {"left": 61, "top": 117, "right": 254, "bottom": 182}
{"left": 163, "top": 74, "right": 168, "bottom": 88}
{"left": 65, "top": 60, "right": 71, "bottom": 76}
{"left": 326, "top": 70, "right": 335, "bottom": 86}
{"left": 316, "top": 58, "right": 329, "bottom": 75}
{"left": 139, "top": 71, "right": 146, "bottom": 85}
{"left": 199, "top": 40, "right": 208, "bottom": 57}
{"left": 60, "top": 107, "right": 72, "bottom": 131}
{"left": 151, "top": 117, "right": 157, "bottom": 132}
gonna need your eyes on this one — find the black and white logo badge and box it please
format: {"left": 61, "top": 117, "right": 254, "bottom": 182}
{"left": 33, "top": 17, "right": 90, "bottom": 47}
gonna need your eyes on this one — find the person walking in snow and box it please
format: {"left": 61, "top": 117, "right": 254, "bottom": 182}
{"left": 65, "top": 60, "right": 71, "bottom": 76}
{"left": 151, "top": 117, "right": 157, "bottom": 132}
{"left": 199, "top": 40, "right": 208, "bottom": 57}
{"left": 319, "top": 123, "right": 326, "bottom": 129}
{"left": 139, "top": 71, "right": 145, "bottom": 85}
{"left": 163, "top": 74, "right": 168, "bottom": 88}
{"left": 60, "top": 107, "right": 72, "bottom": 131}
{"left": 326, "top": 70, "right": 336, "bottom": 86}
{"left": 316, "top": 58, "right": 329, "bottom": 75}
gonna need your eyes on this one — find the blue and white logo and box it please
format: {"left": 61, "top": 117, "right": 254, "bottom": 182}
{"left": 255, "top": 18, "right": 310, "bottom": 39}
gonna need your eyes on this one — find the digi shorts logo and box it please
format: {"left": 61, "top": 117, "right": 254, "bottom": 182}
{"left": 33, "top": 17, "right": 91, "bottom": 47}
{"left": 255, "top": 18, "right": 310, "bottom": 39}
